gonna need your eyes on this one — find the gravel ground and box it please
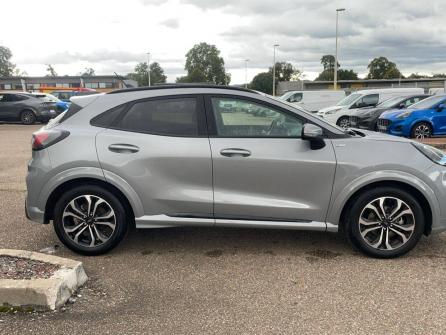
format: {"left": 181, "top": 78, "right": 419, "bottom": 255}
{"left": 1, "top": 124, "right": 446, "bottom": 334}
{"left": 0, "top": 255, "right": 60, "bottom": 280}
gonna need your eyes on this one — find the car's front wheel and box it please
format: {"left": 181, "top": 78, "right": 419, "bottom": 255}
{"left": 337, "top": 116, "right": 350, "bottom": 128}
{"left": 53, "top": 185, "right": 128, "bottom": 255}
{"left": 411, "top": 122, "right": 432, "bottom": 139}
{"left": 346, "top": 187, "right": 425, "bottom": 258}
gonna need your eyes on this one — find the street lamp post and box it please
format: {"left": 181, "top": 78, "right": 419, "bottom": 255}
{"left": 146, "top": 52, "right": 151, "bottom": 87}
{"left": 244, "top": 59, "right": 250, "bottom": 88}
{"left": 273, "top": 44, "right": 279, "bottom": 96}
{"left": 334, "top": 8, "right": 345, "bottom": 90}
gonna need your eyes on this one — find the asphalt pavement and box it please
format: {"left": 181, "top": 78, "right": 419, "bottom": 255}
{"left": 1, "top": 124, "right": 446, "bottom": 334}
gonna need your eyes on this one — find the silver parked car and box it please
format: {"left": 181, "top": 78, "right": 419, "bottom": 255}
{"left": 26, "top": 85, "right": 446, "bottom": 258}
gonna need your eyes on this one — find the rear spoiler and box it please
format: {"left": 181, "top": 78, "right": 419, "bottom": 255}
{"left": 70, "top": 93, "right": 104, "bottom": 108}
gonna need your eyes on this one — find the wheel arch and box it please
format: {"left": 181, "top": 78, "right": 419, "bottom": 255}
{"left": 44, "top": 177, "right": 138, "bottom": 226}
{"left": 337, "top": 180, "right": 433, "bottom": 236}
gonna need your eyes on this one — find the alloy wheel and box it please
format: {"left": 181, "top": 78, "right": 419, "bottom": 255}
{"left": 414, "top": 124, "right": 431, "bottom": 139}
{"left": 358, "top": 197, "right": 415, "bottom": 251}
{"left": 21, "top": 111, "right": 35, "bottom": 124}
{"left": 338, "top": 117, "right": 350, "bottom": 128}
{"left": 62, "top": 195, "right": 116, "bottom": 248}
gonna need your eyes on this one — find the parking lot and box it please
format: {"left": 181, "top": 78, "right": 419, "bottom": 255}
{"left": 2, "top": 124, "right": 446, "bottom": 334}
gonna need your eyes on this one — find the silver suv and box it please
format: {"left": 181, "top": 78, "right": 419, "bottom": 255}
{"left": 26, "top": 85, "right": 446, "bottom": 258}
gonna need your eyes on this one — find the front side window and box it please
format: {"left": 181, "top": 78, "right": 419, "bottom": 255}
{"left": 211, "top": 97, "right": 303, "bottom": 137}
{"left": 116, "top": 97, "right": 200, "bottom": 136}
{"left": 289, "top": 93, "right": 303, "bottom": 103}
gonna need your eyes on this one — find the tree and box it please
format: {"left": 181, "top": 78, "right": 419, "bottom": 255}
{"left": 46, "top": 64, "right": 57, "bottom": 77}
{"left": 320, "top": 55, "right": 339, "bottom": 71}
{"left": 432, "top": 73, "right": 446, "bottom": 78}
{"left": 315, "top": 56, "right": 358, "bottom": 81}
{"left": 176, "top": 42, "right": 230, "bottom": 84}
{"left": 270, "top": 62, "right": 301, "bottom": 82}
{"left": 82, "top": 67, "right": 96, "bottom": 76}
{"left": 0, "top": 46, "right": 16, "bottom": 77}
{"left": 367, "top": 57, "right": 403, "bottom": 79}
{"left": 249, "top": 71, "right": 273, "bottom": 95}
{"left": 128, "top": 61, "right": 167, "bottom": 86}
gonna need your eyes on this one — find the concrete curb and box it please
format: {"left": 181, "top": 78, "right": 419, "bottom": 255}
{"left": 0, "top": 249, "right": 88, "bottom": 310}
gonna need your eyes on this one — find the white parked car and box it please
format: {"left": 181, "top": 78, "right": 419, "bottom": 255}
{"left": 279, "top": 90, "right": 346, "bottom": 112}
{"left": 429, "top": 88, "right": 446, "bottom": 95}
{"left": 318, "top": 88, "right": 425, "bottom": 127}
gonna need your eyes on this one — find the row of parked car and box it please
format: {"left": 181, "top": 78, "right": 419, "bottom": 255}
{"left": 0, "top": 89, "right": 97, "bottom": 124}
{"left": 280, "top": 87, "right": 446, "bottom": 139}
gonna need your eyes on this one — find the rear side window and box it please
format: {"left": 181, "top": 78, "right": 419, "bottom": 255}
{"left": 114, "top": 97, "right": 200, "bottom": 136}
{"left": 60, "top": 102, "right": 83, "bottom": 123}
{"left": 362, "top": 94, "right": 379, "bottom": 106}
{"left": 90, "top": 104, "right": 127, "bottom": 128}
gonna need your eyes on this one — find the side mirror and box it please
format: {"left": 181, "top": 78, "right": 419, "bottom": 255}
{"left": 398, "top": 103, "right": 406, "bottom": 109}
{"left": 437, "top": 104, "right": 446, "bottom": 111}
{"left": 302, "top": 123, "right": 325, "bottom": 150}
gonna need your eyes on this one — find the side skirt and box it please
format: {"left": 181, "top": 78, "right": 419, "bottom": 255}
{"left": 135, "top": 214, "right": 338, "bottom": 232}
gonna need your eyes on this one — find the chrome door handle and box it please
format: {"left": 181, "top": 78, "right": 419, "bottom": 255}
{"left": 220, "top": 148, "right": 251, "bottom": 157}
{"left": 108, "top": 144, "right": 140, "bottom": 153}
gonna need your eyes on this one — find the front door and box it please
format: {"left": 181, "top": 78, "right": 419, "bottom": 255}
{"left": 206, "top": 96, "right": 337, "bottom": 224}
{"left": 0, "top": 94, "right": 18, "bottom": 121}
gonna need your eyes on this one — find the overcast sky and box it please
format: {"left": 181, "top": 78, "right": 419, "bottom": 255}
{"left": 2, "top": 0, "right": 446, "bottom": 83}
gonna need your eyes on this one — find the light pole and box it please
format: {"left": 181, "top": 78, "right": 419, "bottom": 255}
{"left": 146, "top": 52, "right": 151, "bottom": 86}
{"left": 273, "top": 44, "right": 279, "bottom": 96}
{"left": 244, "top": 59, "right": 250, "bottom": 88}
{"left": 334, "top": 8, "right": 345, "bottom": 90}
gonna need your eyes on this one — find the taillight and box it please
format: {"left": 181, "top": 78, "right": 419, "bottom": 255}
{"left": 32, "top": 129, "right": 70, "bottom": 151}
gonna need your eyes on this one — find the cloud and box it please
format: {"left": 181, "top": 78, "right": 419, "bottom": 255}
{"left": 160, "top": 18, "right": 180, "bottom": 29}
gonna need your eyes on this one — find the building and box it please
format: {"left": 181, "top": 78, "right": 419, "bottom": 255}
{"left": 0, "top": 75, "right": 138, "bottom": 93}
{"left": 277, "top": 77, "right": 446, "bottom": 95}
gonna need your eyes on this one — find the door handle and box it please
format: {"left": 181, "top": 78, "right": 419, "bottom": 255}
{"left": 220, "top": 148, "right": 251, "bottom": 157}
{"left": 108, "top": 144, "right": 140, "bottom": 153}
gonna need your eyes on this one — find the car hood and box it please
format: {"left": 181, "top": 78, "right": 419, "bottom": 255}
{"left": 318, "top": 105, "right": 343, "bottom": 114}
{"left": 351, "top": 128, "right": 413, "bottom": 143}
{"left": 379, "top": 108, "right": 414, "bottom": 119}
{"left": 350, "top": 107, "right": 384, "bottom": 116}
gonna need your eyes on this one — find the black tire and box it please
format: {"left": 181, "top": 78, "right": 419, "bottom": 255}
{"left": 345, "top": 186, "right": 425, "bottom": 258}
{"left": 410, "top": 122, "right": 432, "bottom": 139}
{"left": 337, "top": 116, "right": 350, "bottom": 128}
{"left": 20, "top": 110, "right": 36, "bottom": 125}
{"left": 53, "top": 185, "right": 128, "bottom": 255}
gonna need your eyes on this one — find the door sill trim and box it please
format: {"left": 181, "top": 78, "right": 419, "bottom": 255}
{"left": 135, "top": 214, "right": 338, "bottom": 232}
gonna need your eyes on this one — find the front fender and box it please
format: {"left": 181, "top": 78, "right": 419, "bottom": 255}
{"left": 326, "top": 170, "right": 440, "bottom": 228}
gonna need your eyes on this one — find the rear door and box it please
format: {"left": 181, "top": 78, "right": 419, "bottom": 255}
{"left": 95, "top": 95, "right": 214, "bottom": 224}
{"left": 205, "top": 95, "right": 337, "bottom": 225}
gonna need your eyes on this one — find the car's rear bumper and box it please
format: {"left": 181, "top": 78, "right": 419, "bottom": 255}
{"left": 25, "top": 198, "right": 46, "bottom": 223}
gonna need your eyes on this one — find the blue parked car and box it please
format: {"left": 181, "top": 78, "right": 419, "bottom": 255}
{"left": 377, "top": 95, "right": 446, "bottom": 139}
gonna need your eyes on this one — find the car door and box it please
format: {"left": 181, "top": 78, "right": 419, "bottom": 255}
{"left": 205, "top": 95, "right": 337, "bottom": 225}
{"left": 431, "top": 98, "right": 446, "bottom": 135}
{"left": 0, "top": 94, "right": 19, "bottom": 120}
{"left": 95, "top": 95, "right": 214, "bottom": 225}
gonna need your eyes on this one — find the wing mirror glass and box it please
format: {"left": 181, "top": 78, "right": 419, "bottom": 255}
{"left": 302, "top": 123, "right": 325, "bottom": 150}
{"left": 437, "top": 104, "right": 446, "bottom": 111}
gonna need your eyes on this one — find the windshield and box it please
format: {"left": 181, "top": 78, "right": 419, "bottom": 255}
{"left": 376, "top": 96, "right": 403, "bottom": 108}
{"left": 336, "top": 93, "right": 361, "bottom": 106}
{"left": 409, "top": 95, "right": 446, "bottom": 109}
{"left": 279, "top": 91, "right": 294, "bottom": 101}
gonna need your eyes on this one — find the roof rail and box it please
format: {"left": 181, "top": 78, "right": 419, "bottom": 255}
{"left": 108, "top": 84, "right": 258, "bottom": 95}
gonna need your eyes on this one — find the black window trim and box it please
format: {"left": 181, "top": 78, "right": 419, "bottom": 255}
{"left": 91, "top": 94, "right": 208, "bottom": 138}
{"left": 203, "top": 93, "right": 342, "bottom": 139}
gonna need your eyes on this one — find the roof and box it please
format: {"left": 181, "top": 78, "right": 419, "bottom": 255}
{"left": 107, "top": 84, "right": 258, "bottom": 95}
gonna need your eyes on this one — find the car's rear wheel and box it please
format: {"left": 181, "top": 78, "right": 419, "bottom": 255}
{"left": 20, "top": 110, "right": 36, "bottom": 125}
{"left": 337, "top": 116, "right": 349, "bottom": 128}
{"left": 411, "top": 122, "right": 432, "bottom": 139}
{"left": 53, "top": 185, "right": 128, "bottom": 255}
{"left": 346, "top": 187, "right": 425, "bottom": 258}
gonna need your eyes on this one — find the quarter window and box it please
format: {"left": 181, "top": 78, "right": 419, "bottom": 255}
{"left": 116, "top": 97, "right": 200, "bottom": 136}
{"left": 211, "top": 97, "right": 303, "bottom": 137}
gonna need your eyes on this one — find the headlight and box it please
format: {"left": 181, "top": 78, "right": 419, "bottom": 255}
{"left": 325, "top": 108, "right": 342, "bottom": 115}
{"left": 411, "top": 142, "right": 446, "bottom": 166}
{"left": 397, "top": 111, "right": 413, "bottom": 119}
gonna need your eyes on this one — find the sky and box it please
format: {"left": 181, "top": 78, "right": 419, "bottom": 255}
{"left": 2, "top": 0, "right": 446, "bottom": 84}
